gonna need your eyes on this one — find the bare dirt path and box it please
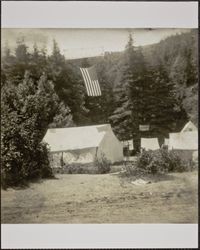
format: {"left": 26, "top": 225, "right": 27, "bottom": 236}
{"left": 1, "top": 171, "right": 198, "bottom": 223}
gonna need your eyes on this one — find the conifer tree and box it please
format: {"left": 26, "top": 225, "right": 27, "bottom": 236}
{"left": 95, "top": 58, "right": 115, "bottom": 123}
{"left": 142, "top": 66, "right": 179, "bottom": 138}
{"left": 47, "top": 40, "right": 87, "bottom": 125}
{"left": 110, "top": 34, "right": 180, "bottom": 150}
{"left": 109, "top": 35, "right": 147, "bottom": 150}
{"left": 109, "top": 34, "right": 136, "bottom": 141}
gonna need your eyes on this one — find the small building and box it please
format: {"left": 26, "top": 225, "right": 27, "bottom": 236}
{"left": 43, "top": 124, "right": 123, "bottom": 168}
{"left": 168, "top": 121, "right": 198, "bottom": 163}
{"left": 141, "top": 138, "right": 160, "bottom": 151}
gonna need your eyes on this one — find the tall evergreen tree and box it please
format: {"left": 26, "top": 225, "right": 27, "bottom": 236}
{"left": 47, "top": 40, "right": 87, "bottom": 125}
{"left": 96, "top": 58, "right": 115, "bottom": 123}
{"left": 110, "top": 34, "right": 181, "bottom": 150}
{"left": 109, "top": 34, "right": 136, "bottom": 141}
{"left": 143, "top": 65, "right": 183, "bottom": 138}
{"left": 1, "top": 72, "right": 70, "bottom": 187}
{"left": 109, "top": 35, "right": 147, "bottom": 150}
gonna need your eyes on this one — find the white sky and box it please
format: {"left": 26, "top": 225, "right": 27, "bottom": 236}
{"left": 2, "top": 28, "right": 191, "bottom": 59}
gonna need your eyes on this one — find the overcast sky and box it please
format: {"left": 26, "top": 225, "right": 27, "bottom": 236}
{"left": 2, "top": 28, "right": 191, "bottom": 59}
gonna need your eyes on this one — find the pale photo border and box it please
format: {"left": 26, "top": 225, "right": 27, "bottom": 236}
{"left": 1, "top": 1, "right": 199, "bottom": 249}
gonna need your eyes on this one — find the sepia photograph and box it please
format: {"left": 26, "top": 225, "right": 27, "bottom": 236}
{"left": 1, "top": 27, "right": 198, "bottom": 224}
{"left": 1, "top": 1, "right": 199, "bottom": 249}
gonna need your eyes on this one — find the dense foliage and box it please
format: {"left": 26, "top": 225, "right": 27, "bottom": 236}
{"left": 109, "top": 35, "right": 185, "bottom": 151}
{"left": 143, "top": 30, "right": 198, "bottom": 125}
{"left": 95, "top": 154, "right": 111, "bottom": 174}
{"left": 1, "top": 72, "right": 71, "bottom": 188}
{"left": 136, "top": 149, "right": 188, "bottom": 174}
{"left": 74, "top": 30, "right": 197, "bottom": 143}
{"left": 2, "top": 30, "right": 197, "bottom": 130}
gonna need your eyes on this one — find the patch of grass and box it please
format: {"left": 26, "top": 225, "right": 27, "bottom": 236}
{"left": 1, "top": 171, "right": 198, "bottom": 223}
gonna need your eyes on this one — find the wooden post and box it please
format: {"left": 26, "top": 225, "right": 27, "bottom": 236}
{"left": 61, "top": 152, "right": 64, "bottom": 167}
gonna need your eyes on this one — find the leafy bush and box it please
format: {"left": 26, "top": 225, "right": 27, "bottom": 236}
{"left": 63, "top": 163, "right": 98, "bottom": 174}
{"left": 1, "top": 140, "right": 53, "bottom": 189}
{"left": 136, "top": 149, "right": 188, "bottom": 174}
{"left": 32, "top": 143, "right": 53, "bottom": 179}
{"left": 95, "top": 154, "right": 111, "bottom": 174}
{"left": 53, "top": 156, "right": 112, "bottom": 175}
{"left": 1, "top": 72, "right": 65, "bottom": 188}
{"left": 160, "top": 149, "right": 187, "bottom": 172}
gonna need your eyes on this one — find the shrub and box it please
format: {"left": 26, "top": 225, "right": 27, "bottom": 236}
{"left": 95, "top": 154, "right": 111, "bottom": 174}
{"left": 160, "top": 149, "right": 187, "bottom": 172}
{"left": 61, "top": 163, "right": 98, "bottom": 174}
{"left": 1, "top": 141, "right": 53, "bottom": 189}
{"left": 64, "top": 164, "right": 85, "bottom": 174}
{"left": 136, "top": 150, "right": 166, "bottom": 174}
{"left": 1, "top": 73, "right": 61, "bottom": 188}
{"left": 136, "top": 148, "right": 188, "bottom": 174}
{"left": 32, "top": 143, "right": 53, "bottom": 179}
{"left": 1, "top": 146, "right": 28, "bottom": 188}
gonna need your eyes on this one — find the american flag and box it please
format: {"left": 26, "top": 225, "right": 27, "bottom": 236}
{"left": 80, "top": 66, "right": 102, "bottom": 96}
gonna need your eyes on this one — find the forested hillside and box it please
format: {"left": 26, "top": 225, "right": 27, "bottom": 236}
{"left": 143, "top": 29, "right": 198, "bottom": 125}
{"left": 79, "top": 29, "right": 198, "bottom": 142}
{"left": 2, "top": 30, "right": 198, "bottom": 131}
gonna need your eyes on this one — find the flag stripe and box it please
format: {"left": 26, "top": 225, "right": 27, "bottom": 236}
{"left": 82, "top": 68, "right": 92, "bottom": 96}
{"left": 96, "top": 80, "right": 101, "bottom": 96}
{"left": 88, "top": 67, "right": 98, "bottom": 96}
{"left": 94, "top": 80, "right": 100, "bottom": 96}
{"left": 83, "top": 68, "right": 92, "bottom": 96}
{"left": 83, "top": 68, "right": 93, "bottom": 96}
{"left": 80, "top": 68, "right": 90, "bottom": 95}
{"left": 88, "top": 71, "right": 97, "bottom": 96}
{"left": 93, "top": 80, "right": 98, "bottom": 96}
{"left": 84, "top": 68, "right": 94, "bottom": 96}
{"left": 80, "top": 66, "right": 101, "bottom": 96}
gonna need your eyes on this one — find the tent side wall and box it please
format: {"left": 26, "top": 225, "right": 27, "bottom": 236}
{"left": 141, "top": 138, "right": 160, "bottom": 150}
{"left": 97, "top": 131, "right": 124, "bottom": 163}
{"left": 168, "top": 131, "right": 198, "bottom": 150}
{"left": 49, "top": 147, "right": 97, "bottom": 168}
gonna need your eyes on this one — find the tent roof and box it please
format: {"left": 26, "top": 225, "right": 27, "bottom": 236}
{"left": 141, "top": 138, "right": 160, "bottom": 150}
{"left": 181, "top": 121, "right": 197, "bottom": 133}
{"left": 169, "top": 131, "right": 198, "bottom": 150}
{"left": 43, "top": 124, "right": 112, "bottom": 152}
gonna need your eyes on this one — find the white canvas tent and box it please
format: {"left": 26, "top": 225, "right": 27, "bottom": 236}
{"left": 168, "top": 131, "right": 198, "bottom": 150}
{"left": 181, "top": 121, "right": 197, "bottom": 133}
{"left": 141, "top": 138, "right": 160, "bottom": 151}
{"left": 169, "top": 121, "right": 198, "bottom": 150}
{"left": 168, "top": 121, "right": 198, "bottom": 162}
{"left": 43, "top": 124, "right": 123, "bottom": 166}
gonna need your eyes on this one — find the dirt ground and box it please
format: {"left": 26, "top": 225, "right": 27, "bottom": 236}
{"left": 1, "top": 170, "right": 198, "bottom": 223}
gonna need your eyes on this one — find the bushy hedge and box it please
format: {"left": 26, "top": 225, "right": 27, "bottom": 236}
{"left": 1, "top": 73, "right": 61, "bottom": 189}
{"left": 1, "top": 141, "right": 53, "bottom": 189}
{"left": 95, "top": 154, "right": 111, "bottom": 174}
{"left": 31, "top": 143, "right": 53, "bottom": 179}
{"left": 62, "top": 163, "right": 98, "bottom": 174}
{"left": 136, "top": 149, "right": 188, "bottom": 174}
